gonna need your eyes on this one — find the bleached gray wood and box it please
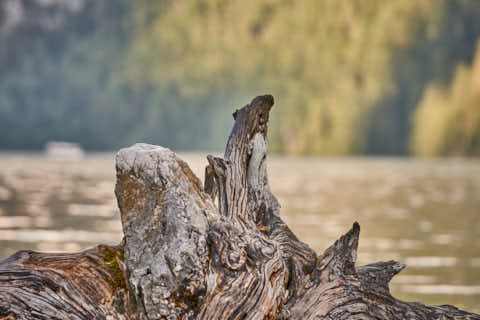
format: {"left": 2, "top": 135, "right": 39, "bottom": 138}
{"left": 115, "top": 144, "right": 217, "bottom": 319}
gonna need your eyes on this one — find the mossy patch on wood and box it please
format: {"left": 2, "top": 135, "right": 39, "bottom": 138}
{"left": 100, "top": 245, "right": 127, "bottom": 291}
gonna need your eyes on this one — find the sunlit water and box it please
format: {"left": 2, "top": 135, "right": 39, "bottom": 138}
{"left": 0, "top": 153, "right": 479, "bottom": 313}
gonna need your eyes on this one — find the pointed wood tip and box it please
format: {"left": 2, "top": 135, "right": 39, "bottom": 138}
{"left": 250, "top": 94, "right": 274, "bottom": 109}
{"left": 356, "top": 260, "right": 406, "bottom": 290}
{"left": 350, "top": 222, "right": 360, "bottom": 240}
{"left": 318, "top": 222, "right": 361, "bottom": 276}
{"left": 232, "top": 94, "right": 274, "bottom": 120}
{"left": 343, "top": 222, "right": 360, "bottom": 268}
{"left": 344, "top": 222, "right": 360, "bottom": 254}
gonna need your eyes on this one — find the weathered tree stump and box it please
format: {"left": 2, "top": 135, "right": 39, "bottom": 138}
{"left": 1, "top": 95, "right": 479, "bottom": 319}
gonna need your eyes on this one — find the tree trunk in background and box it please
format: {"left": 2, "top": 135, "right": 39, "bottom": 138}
{"left": 1, "top": 95, "right": 479, "bottom": 319}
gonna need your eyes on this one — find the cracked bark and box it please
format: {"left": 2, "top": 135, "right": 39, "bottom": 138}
{"left": 1, "top": 95, "right": 479, "bottom": 319}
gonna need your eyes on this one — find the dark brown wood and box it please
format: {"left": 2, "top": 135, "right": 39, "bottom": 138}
{"left": 0, "top": 245, "right": 139, "bottom": 319}
{"left": 0, "top": 94, "right": 479, "bottom": 319}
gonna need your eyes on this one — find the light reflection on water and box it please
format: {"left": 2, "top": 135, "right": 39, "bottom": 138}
{"left": 0, "top": 153, "right": 479, "bottom": 313}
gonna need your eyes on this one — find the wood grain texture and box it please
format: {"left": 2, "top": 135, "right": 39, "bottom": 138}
{"left": 0, "top": 95, "right": 479, "bottom": 319}
{"left": 0, "top": 245, "right": 139, "bottom": 319}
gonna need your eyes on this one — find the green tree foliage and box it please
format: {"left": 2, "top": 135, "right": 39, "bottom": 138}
{"left": 0, "top": 0, "right": 137, "bottom": 150}
{"left": 366, "top": 0, "right": 480, "bottom": 155}
{"left": 126, "top": 0, "right": 431, "bottom": 154}
{"left": 1, "top": 0, "right": 480, "bottom": 155}
{"left": 411, "top": 41, "right": 480, "bottom": 156}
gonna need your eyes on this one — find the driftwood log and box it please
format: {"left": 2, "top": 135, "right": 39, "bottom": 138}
{"left": 1, "top": 95, "right": 479, "bottom": 320}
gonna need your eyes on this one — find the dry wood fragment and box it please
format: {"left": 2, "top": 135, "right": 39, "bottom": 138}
{"left": 1, "top": 95, "right": 479, "bottom": 320}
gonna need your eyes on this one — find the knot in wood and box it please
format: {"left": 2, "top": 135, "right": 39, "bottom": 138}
{"left": 208, "top": 221, "right": 247, "bottom": 271}
{"left": 245, "top": 236, "right": 277, "bottom": 267}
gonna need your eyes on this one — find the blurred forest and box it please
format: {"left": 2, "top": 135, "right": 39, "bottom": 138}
{"left": 1, "top": 0, "right": 480, "bottom": 155}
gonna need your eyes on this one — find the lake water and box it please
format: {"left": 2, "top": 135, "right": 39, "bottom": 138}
{"left": 0, "top": 153, "right": 479, "bottom": 313}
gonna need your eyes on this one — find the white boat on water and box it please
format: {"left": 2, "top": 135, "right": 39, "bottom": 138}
{"left": 44, "top": 141, "right": 85, "bottom": 159}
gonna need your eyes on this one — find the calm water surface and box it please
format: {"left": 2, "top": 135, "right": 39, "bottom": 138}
{"left": 0, "top": 153, "right": 479, "bottom": 312}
